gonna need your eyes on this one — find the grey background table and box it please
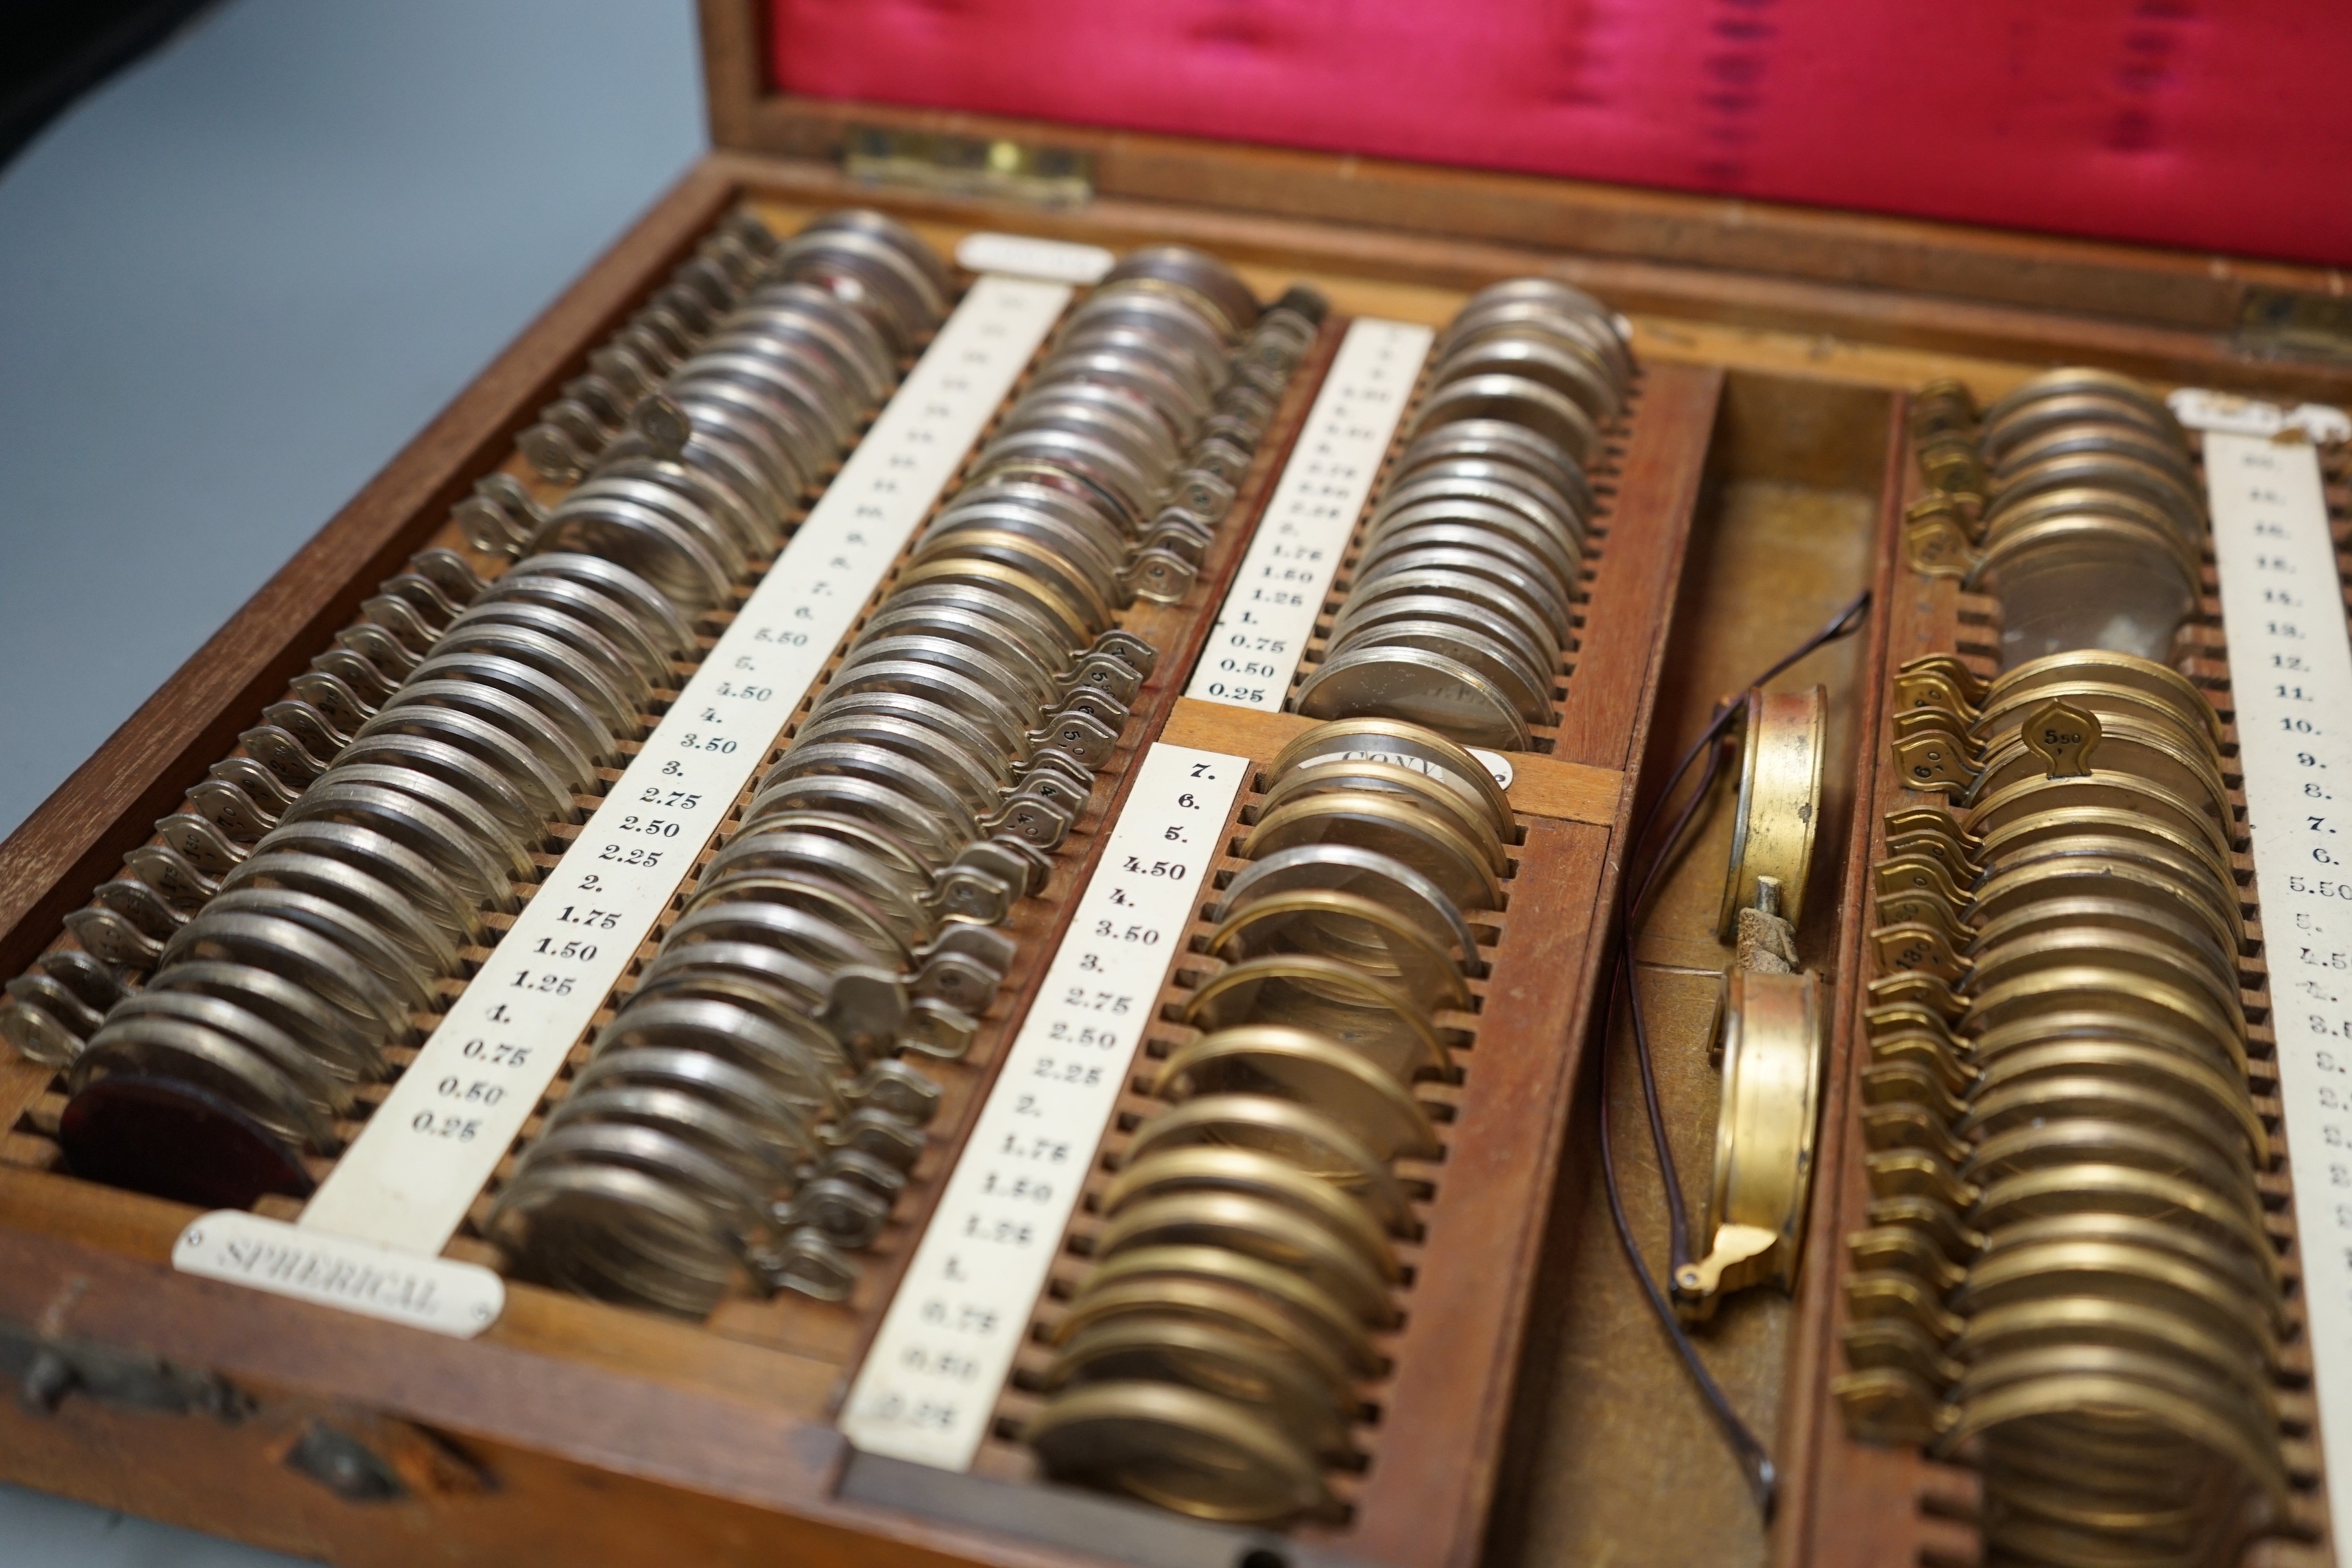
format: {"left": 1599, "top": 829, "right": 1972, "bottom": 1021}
{"left": 0, "top": 1, "right": 703, "bottom": 1558}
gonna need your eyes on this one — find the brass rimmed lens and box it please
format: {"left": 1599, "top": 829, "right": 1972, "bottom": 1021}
{"left": 1242, "top": 789, "right": 1501, "bottom": 913}
{"left": 1182, "top": 955, "right": 1451, "bottom": 1086}
{"left": 1066, "top": 1243, "right": 1377, "bottom": 1378}
{"left": 1967, "top": 717, "right": 2231, "bottom": 828}
{"left": 1266, "top": 717, "right": 1514, "bottom": 841}
{"left": 1093, "top": 1191, "right": 1397, "bottom": 1327}
{"left": 1967, "top": 774, "right": 2234, "bottom": 869}
{"left": 1972, "top": 1040, "right": 2268, "bottom": 1169}
{"left": 1962, "top": 1072, "right": 2258, "bottom": 1176}
{"left": 1962, "top": 968, "right": 2246, "bottom": 1080}
{"left": 1963, "top": 1119, "right": 2261, "bottom": 1221}
{"left": 1102, "top": 1147, "right": 1399, "bottom": 1277}
{"left": 1294, "top": 644, "right": 1532, "bottom": 752}
{"left": 1219, "top": 846, "right": 1478, "bottom": 964}
{"left": 1125, "top": 1095, "right": 1413, "bottom": 1233}
{"left": 1981, "top": 648, "right": 2222, "bottom": 749}
{"left": 1969, "top": 1163, "right": 2274, "bottom": 1285}
{"left": 1153, "top": 1025, "right": 1442, "bottom": 1160}
{"left": 1207, "top": 889, "right": 1470, "bottom": 1014}
{"left": 1026, "top": 1381, "right": 1335, "bottom": 1525}
{"left": 1968, "top": 1006, "right": 2246, "bottom": 1095}
{"left": 1043, "top": 1316, "right": 1356, "bottom": 1461}
{"left": 1257, "top": 757, "right": 1506, "bottom": 876}
{"left": 1963, "top": 928, "right": 2245, "bottom": 1038}
{"left": 1966, "top": 894, "right": 2239, "bottom": 1011}
{"left": 888, "top": 555, "right": 1097, "bottom": 648}
{"left": 1956, "top": 1244, "right": 2276, "bottom": 1370}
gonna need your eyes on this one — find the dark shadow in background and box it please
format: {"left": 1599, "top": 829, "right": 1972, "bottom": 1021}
{"left": 0, "top": 0, "right": 219, "bottom": 169}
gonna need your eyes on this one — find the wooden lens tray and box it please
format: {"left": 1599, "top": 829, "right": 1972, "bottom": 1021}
{"left": 1, "top": 14, "right": 2347, "bottom": 1562}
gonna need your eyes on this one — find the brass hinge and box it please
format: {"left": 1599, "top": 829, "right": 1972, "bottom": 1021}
{"left": 843, "top": 126, "right": 1093, "bottom": 208}
{"left": 2234, "top": 285, "right": 2352, "bottom": 366}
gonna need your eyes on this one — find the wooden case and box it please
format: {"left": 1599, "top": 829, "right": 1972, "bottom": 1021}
{"left": 0, "top": 7, "right": 2343, "bottom": 1566}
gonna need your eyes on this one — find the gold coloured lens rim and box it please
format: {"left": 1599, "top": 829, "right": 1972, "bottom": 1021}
{"left": 1979, "top": 1212, "right": 2281, "bottom": 1326}
{"left": 1955, "top": 1384, "right": 2287, "bottom": 1523}
{"left": 1949, "top": 1349, "right": 2285, "bottom": 1495}
{"left": 1093, "top": 1191, "right": 1398, "bottom": 1327}
{"left": 1963, "top": 928, "right": 2246, "bottom": 1038}
{"left": 1991, "top": 419, "right": 2200, "bottom": 497}
{"left": 1181, "top": 955, "right": 1452, "bottom": 1084}
{"left": 1965, "top": 893, "right": 2240, "bottom": 1012}
{"left": 1967, "top": 719, "right": 2233, "bottom": 829}
{"left": 907, "top": 527, "right": 1117, "bottom": 635}
{"left": 1042, "top": 1315, "right": 1356, "bottom": 1460}
{"left": 1982, "top": 648, "right": 2222, "bottom": 749}
{"left": 1267, "top": 717, "right": 1518, "bottom": 839}
{"left": 888, "top": 556, "right": 1097, "bottom": 648}
{"left": 1962, "top": 1071, "right": 2261, "bottom": 1176}
{"left": 1242, "top": 789, "right": 1502, "bottom": 913}
{"left": 1961, "top": 967, "right": 2246, "bottom": 1079}
{"left": 1980, "top": 367, "right": 2177, "bottom": 437}
{"left": 1256, "top": 758, "right": 1508, "bottom": 877}
{"left": 1956, "top": 1244, "right": 2277, "bottom": 1370}
{"left": 1220, "top": 845, "right": 1480, "bottom": 965}
{"left": 1957, "top": 1296, "right": 2272, "bottom": 1412}
{"left": 1067, "top": 1244, "right": 1377, "bottom": 1377}
{"left": 1980, "top": 389, "right": 2185, "bottom": 464}
{"left": 1207, "top": 889, "right": 1471, "bottom": 1014}
{"left": 1967, "top": 774, "right": 2234, "bottom": 870}
{"left": 1124, "top": 1094, "right": 1414, "bottom": 1233}
{"left": 1024, "top": 1380, "right": 1335, "bottom": 1525}
{"left": 1971, "top": 682, "right": 2221, "bottom": 770}
{"left": 1971, "top": 1039, "right": 2268, "bottom": 1169}
{"left": 1154, "top": 1025, "right": 1442, "bottom": 1160}
{"left": 1294, "top": 644, "right": 1533, "bottom": 753}
{"left": 1986, "top": 450, "right": 2207, "bottom": 551}
{"left": 1970, "top": 1163, "right": 2277, "bottom": 1285}
{"left": 1967, "top": 511, "right": 2203, "bottom": 604}
{"left": 1103, "top": 1147, "right": 1401, "bottom": 1274}
{"left": 1963, "top": 1119, "right": 2262, "bottom": 1222}
{"left": 1967, "top": 1007, "right": 2247, "bottom": 1103}
{"left": 1973, "top": 818, "right": 2239, "bottom": 934}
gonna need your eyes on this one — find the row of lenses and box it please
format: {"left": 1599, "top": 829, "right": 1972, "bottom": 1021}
{"left": 1912, "top": 368, "right": 2203, "bottom": 674}
{"left": 489, "top": 252, "right": 1325, "bottom": 1315}
{"left": 1293, "top": 278, "right": 1634, "bottom": 750}
{"left": 3, "top": 210, "right": 950, "bottom": 1204}
{"left": 1840, "top": 371, "right": 2286, "bottom": 1566}
{"left": 1025, "top": 717, "right": 1512, "bottom": 1525}
{"left": 511, "top": 209, "right": 939, "bottom": 486}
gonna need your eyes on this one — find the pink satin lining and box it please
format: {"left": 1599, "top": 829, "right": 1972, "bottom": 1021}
{"left": 771, "top": 0, "right": 2352, "bottom": 267}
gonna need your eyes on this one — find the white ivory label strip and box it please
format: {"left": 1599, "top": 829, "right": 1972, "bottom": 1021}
{"left": 202, "top": 276, "right": 1071, "bottom": 1279}
{"left": 955, "top": 231, "right": 1115, "bottom": 285}
{"left": 840, "top": 744, "right": 1249, "bottom": 1468}
{"left": 1184, "top": 318, "right": 1432, "bottom": 710}
{"left": 176, "top": 1211, "right": 504, "bottom": 1338}
{"left": 2191, "top": 409, "right": 2352, "bottom": 1558}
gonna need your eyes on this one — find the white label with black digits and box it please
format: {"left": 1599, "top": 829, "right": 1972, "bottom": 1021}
{"left": 268, "top": 276, "right": 1071, "bottom": 1262}
{"left": 2191, "top": 410, "right": 2352, "bottom": 1557}
{"left": 1184, "top": 318, "right": 1432, "bottom": 710}
{"left": 840, "top": 743, "right": 1249, "bottom": 1469}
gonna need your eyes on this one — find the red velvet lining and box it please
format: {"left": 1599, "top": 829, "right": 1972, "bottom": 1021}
{"left": 770, "top": 0, "right": 2352, "bottom": 267}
